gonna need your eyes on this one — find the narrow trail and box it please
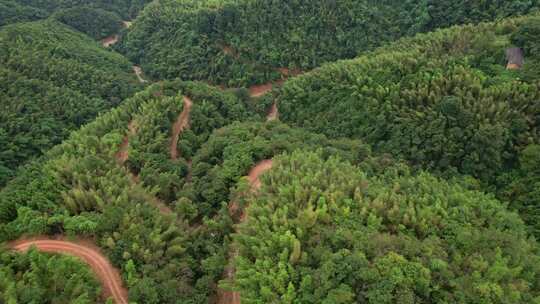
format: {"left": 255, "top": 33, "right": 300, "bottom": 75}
{"left": 170, "top": 96, "right": 193, "bottom": 160}
{"left": 133, "top": 66, "right": 147, "bottom": 83}
{"left": 8, "top": 237, "right": 128, "bottom": 304}
{"left": 115, "top": 121, "right": 137, "bottom": 165}
{"left": 218, "top": 159, "right": 274, "bottom": 304}
{"left": 116, "top": 121, "right": 173, "bottom": 215}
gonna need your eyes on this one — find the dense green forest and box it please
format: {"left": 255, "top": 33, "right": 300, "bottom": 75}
{"left": 234, "top": 150, "right": 540, "bottom": 303}
{"left": 120, "top": 0, "right": 538, "bottom": 86}
{"left": 0, "top": 20, "right": 142, "bottom": 186}
{"left": 2, "top": 2, "right": 540, "bottom": 303}
{"left": 273, "top": 14, "right": 540, "bottom": 236}
{"left": 0, "top": 248, "right": 102, "bottom": 303}
{"left": 0, "top": 0, "right": 151, "bottom": 25}
{"left": 52, "top": 7, "right": 123, "bottom": 40}
{"left": 0, "top": 79, "right": 375, "bottom": 303}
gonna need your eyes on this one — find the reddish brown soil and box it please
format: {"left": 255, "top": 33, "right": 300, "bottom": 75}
{"left": 218, "top": 159, "right": 273, "bottom": 304}
{"left": 248, "top": 82, "right": 277, "bottom": 98}
{"left": 9, "top": 236, "right": 128, "bottom": 304}
{"left": 115, "top": 121, "right": 137, "bottom": 165}
{"left": 170, "top": 96, "right": 193, "bottom": 160}
{"left": 247, "top": 159, "right": 273, "bottom": 190}
{"left": 101, "top": 35, "right": 119, "bottom": 47}
{"left": 507, "top": 63, "right": 521, "bottom": 70}
{"left": 277, "top": 67, "right": 303, "bottom": 77}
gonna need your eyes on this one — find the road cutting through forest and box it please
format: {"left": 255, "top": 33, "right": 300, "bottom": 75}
{"left": 115, "top": 120, "right": 173, "bottom": 215}
{"left": 170, "top": 96, "right": 193, "bottom": 160}
{"left": 217, "top": 159, "right": 274, "bottom": 304}
{"left": 9, "top": 237, "right": 128, "bottom": 304}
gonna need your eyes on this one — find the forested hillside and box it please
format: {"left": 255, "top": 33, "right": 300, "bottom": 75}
{"left": 121, "top": 0, "right": 538, "bottom": 86}
{"left": 0, "top": 248, "right": 102, "bottom": 303}
{"left": 275, "top": 14, "right": 540, "bottom": 208}
{"left": 0, "top": 0, "right": 151, "bottom": 26}
{"left": 0, "top": 20, "right": 142, "bottom": 186}
{"left": 2, "top": 2, "right": 540, "bottom": 304}
{"left": 235, "top": 151, "right": 540, "bottom": 303}
{"left": 0, "top": 79, "right": 376, "bottom": 303}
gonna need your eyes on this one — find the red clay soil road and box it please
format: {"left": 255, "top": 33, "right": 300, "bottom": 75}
{"left": 218, "top": 159, "right": 274, "bottom": 304}
{"left": 101, "top": 35, "right": 119, "bottom": 47}
{"left": 170, "top": 96, "right": 193, "bottom": 160}
{"left": 9, "top": 237, "right": 128, "bottom": 304}
{"left": 116, "top": 121, "right": 137, "bottom": 165}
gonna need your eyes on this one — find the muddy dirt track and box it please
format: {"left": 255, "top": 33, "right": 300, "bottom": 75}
{"left": 9, "top": 237, "right": 128, "bottom": 304}
{"left": 170, "top": 96, "right": 193, "bottom": 160}
{"left": 218, "top": 159, "right": 273, "bottom": 304}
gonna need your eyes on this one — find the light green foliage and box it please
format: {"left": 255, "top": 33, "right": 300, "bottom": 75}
{"left": 234, "top": 150, "right": 540, "bottom": 303}
{"left": 0, "top": 248, "right": 102, "bottom": 303}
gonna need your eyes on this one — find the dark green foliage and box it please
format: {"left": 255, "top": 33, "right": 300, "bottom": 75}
{"left": 276, "top": 17, "right": 540, "bottom": 184}
{"left": 0, "top": 248, "right": 102, "bottom": 303}
{"left": 425, "top": 0, "right": 538, "bottom": 30}
{"left": 52, "top": 7, "right": 123, "bottom": 40}
{"left": 121, "top": 0, "right": 537, "bottom": 86}
{"left": 234, "top": 150, "right": 540, "bottom": 303}
{"left": 0, "top": 0, "right": 152, "bottom": 22}
{"left": 499, "top": 145, "right": 540, "bottom": 238}
{"left": 0, "top": 20, "right": 142, "bottom": 186}
{"left": 511, "top": 16, "right": 540, "bottom": 56}
{"left": 0, "top": 0, "right": 47, "bottom": 26}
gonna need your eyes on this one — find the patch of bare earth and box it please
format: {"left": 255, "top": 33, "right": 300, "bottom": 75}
{"left": 101, "top": 35, "right": 119, "bottom": 47}
{"left": 170, "top": 96, "right": 193, "bottom": 160}
{"left": 8, "top": 236, "right": 128, "bottom": 304}
{"left": 217, "top": 160, "right": 274, "bottom": 304}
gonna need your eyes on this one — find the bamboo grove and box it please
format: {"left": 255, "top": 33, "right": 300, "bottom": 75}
{"left": 1, "top": 1, "right": 540, "bottom": 303}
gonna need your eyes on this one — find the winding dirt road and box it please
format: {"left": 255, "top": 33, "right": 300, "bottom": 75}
{"left": 170, "top": 96, "right": 193, "bottom": 160}
{"left": 9, "top": 237, "right": 128, "bottom": 304}
{"left": 115, "top": 120, "right": 173, "bottom": 214}
{"left": 218, "top": 159, "right": 273, "bottom": 304}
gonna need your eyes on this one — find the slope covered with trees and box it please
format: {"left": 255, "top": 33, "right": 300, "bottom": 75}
{"left": 234, "top": 150, "right": 540, "bottom": 303}
{"left": 276, "top": 15, "right": 540, "bottom": 184}
{"left": 121, "top": 0, "right": 538, "bottom": 86}
{"left": 0, "top": 20, "right": 142, "bottom": 186}
{"left": 0, "top": 247, "right": 102, "bottom": 303}
{"left": 0, "top": 78, "right": 382, "bottom": 302}
{"left": 0, "top": 0, "right": 151, "bottom": 25}
{"left": 2, "top": 3, "right": 540, "bottom": 304}
{"left": 51, "top": 7, "right": 123, "bottom": 40}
